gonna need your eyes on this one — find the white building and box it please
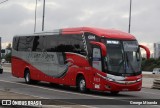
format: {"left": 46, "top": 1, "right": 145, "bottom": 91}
{"left": 154, "top": 42, "right": 160, "bottom": 59}
{"left": 1, "top": 49, "right": 11, "bottom": 58}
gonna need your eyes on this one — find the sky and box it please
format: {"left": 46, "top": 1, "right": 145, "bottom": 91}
{"left": 0, "top": 0, "right": 160, "bottom": 54}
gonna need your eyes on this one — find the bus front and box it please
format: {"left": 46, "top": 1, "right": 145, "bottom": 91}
{"left": 90, "top": 37, "right": 150, "bottom": 93}
{"left": 105, "top": 40, "right": 142, "bottom": 91}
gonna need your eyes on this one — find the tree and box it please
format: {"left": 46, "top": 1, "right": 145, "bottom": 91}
{"left": 4, "top": 43, "right": 12, "bottom": 63}
{"left": 5, "top": 52, "right": 11, "bottom": 62}
{"left": 142, "top": 58, "right": 160, "bottom": 71}
{"left": 6, "top": 43, "right": 12, "bottom": 50}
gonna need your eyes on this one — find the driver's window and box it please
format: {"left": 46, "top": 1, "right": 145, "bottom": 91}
{"left": 92, "top": 47, "right": 102, "bottom": 71}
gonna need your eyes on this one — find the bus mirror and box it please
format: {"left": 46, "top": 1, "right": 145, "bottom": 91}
{"left": 139, "top": 45, "right": 150, "bottom": 59}
{"left": 90, "top": 41, "right": 107, "bottom": 57}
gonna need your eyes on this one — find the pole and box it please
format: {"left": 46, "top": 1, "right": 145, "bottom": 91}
{"left": 128, "top": 0, "right": 132, "bottom": 33}
{"left": 34, "top": 0, "right": 38, "bottom": 32}
{"left": 0, "top": 37, "right": 1, "bottom": 62}
{"left": 42, "top": 0, "right": 45, "bottom": 31}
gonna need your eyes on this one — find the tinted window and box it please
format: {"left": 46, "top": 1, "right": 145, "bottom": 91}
{"left": 58, "top": 34, "right": 86, "bottom": 55}
{"left": 18, "top": 37, "right": 27, "bottom": 51}
{"left": 84, "top": 32, "right": 100, "bottom": 57}
{"left": 32, "top": 36, "right": 45, "bottom": 51}
{"left": 44, "top": 34, "right": 86, "bottom": 55}
{"left": 44, "top": 35, "right": 58, "bottom": 52}
{"left": 13, "top": 36, "right": 44, "bottom": 52}
{"left": 26, "top": 36, "right": 34, "bottom": 51}
{"left": 13, "top": 37, "right": 20, "bottom": 51}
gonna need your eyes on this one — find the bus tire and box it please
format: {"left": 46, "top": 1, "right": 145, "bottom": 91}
{"left": 110, "top": 91, "right": 119, "bottom": 95}
{"left": 77, "top": 76, "right": 87, "bottom": 93}
{"left": 24, "top": 69, "right": 35, "bottom": 84}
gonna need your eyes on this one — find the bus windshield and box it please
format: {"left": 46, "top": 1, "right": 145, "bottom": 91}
{"left": 105, "top": 40, "right": 141, "bottom": 76}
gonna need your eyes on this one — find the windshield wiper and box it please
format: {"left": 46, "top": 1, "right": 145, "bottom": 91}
{"left": 125, "top": 52, "right": 136, "bottom": 73}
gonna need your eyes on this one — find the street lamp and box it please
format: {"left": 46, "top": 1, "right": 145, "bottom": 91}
{"left": 42, "top": 0, "right": 45, "bottom": 31}
{"left": 34, "top": 0, "right": 38, "bottom": 33}
{"left": 128, "top": 0, "right": 132, "bottom": 33}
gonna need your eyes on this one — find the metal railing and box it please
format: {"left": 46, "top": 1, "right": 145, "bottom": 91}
{"left": 152, "top": 79, "right": 160, "bottom": 89}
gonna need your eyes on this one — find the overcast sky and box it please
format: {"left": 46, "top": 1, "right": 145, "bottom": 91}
{"left": 0, "top": 0, "right": 160, "bottom": 53}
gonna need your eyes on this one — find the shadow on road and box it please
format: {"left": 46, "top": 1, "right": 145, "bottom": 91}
{"left": 17, "top": 81, "right": 137, "bottom": 98}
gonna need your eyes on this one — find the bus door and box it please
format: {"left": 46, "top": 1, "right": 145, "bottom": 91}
{"left": 91, "top": 45, "right": 103, "bottom": 89}
{"left": 92, "top": 46, "right": 102, "bottom": 72}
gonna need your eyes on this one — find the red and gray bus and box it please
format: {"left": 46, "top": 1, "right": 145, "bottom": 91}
{"left": 12, "top": 27, "right": 150, "bottom": 94}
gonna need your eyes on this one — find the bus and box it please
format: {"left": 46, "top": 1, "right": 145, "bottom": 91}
{"left": 12, "top": 27, "right": 150, "bottom": 94}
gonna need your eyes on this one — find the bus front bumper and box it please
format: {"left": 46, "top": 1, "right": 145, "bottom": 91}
{"left": 104, "top": 80, "right": 142, "bottom": 92}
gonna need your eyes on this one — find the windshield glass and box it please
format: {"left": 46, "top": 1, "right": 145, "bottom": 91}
{"left": 123, "top": 41, "right": 141, "bottom": 73}
{"left": 105, "top": 40, "right": 141, "bottom": 75}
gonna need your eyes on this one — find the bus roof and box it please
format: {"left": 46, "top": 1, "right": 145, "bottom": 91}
{"left": 15, "top": 27, "right": 136, "bottom": 40}
{"left": 62, "top": 27, "right": 136, "bottom": 40}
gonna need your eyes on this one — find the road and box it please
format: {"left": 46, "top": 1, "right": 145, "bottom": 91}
{"left": 0, "top": 71, "right": 160, "bottom": 108}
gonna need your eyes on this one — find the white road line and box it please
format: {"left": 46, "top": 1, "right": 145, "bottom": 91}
{"left": 0, "top": 79, "right": 114, "bottom": 100}
{"left": 140, "top": 91, "right": 160, "bottom": 96}
{"left": 0, "top": 80, "right": 100, "bottom": 108}
{"left": 1, "top": 79, "right": 160, "bottom": 99}
{"left": 0, "top": 88, "right": 47, "bottom": 99}
{"left": 1, "top": 80, "right": 160, "bottom": 108}
{"left": 153, "top": 105, "right": 160, "bottom": 108}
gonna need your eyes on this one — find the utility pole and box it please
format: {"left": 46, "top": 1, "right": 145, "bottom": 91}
{"left": 0, "top": 37, "right": 2, "bottom": 63}
{"left": 34, "top": 0, "right": 38, "bottom": 32}
{"left": 42, "top": 0, "right": 45, "bottom": 31}
{"left": 128, "top": 0, "right": 132, "bottom": 33}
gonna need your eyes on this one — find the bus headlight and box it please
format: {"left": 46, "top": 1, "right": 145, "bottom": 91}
{"left": 107, "top": 77, "right": 114, "bottom": 82}
{"left": 137, "top": 78, "right": 142, "bottom": 82}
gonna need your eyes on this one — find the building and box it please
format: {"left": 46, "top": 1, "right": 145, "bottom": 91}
{"left": 154, "top": 42, "right": 160, "bottom": 59}
{"left": 1, "top": 49, "right": 11, "bottom": 57}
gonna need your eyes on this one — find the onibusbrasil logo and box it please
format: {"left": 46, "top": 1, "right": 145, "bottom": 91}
{"left": 1, "top": 100, "right": 42, "bottom": 106}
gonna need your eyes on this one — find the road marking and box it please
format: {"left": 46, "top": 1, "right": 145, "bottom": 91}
{"left": 0, "top": 79, "right": 114, "bottom": 100}
{"left": 153, "top": 105, "right": 160, "bottom": 108}
{"left": 1, "top": 80, "right": 160, "bottom": 108}
{"left": 0, "top": 88, "right": 47, "bottom": 99}
{"left": 140, "top": 91, "right": 160, "bottom": 96}
{"left": 0, "top": 80, "right": 100, "bottom": 108}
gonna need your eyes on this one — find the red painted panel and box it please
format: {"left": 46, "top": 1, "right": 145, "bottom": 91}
{"left": 62, "top": 27, "right": 136, "bottom": 40}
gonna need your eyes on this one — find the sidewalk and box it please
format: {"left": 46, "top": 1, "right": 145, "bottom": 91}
{"left": 0, "top": 90, "right": 37, "bottom": 99}
{"left": 0, "top": 90, "right": 87, "bottom": 108}
{"left": 142, "top": 78, "right": 154, "bottom": 88}
{"left": 0, "top": 90, "right": 39, "bottom": 108}
{"left": 2, "top": 63, "right": 11, "bottom": 72}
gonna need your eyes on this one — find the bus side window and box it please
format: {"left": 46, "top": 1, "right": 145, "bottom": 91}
{"left": 13, "top": 37, "right": 19, "bottom": 51}
{"left": 44, "top": 35, "right": 58, "bottom": 52}
{"left": 26, "top": 36, "right": 34, "bottom": 51}
{"left": 18, "top": 37, "right": 27, "bottom": 51}
{"left": 32, "top": 36, "right": 44, "bottom": 52}
{"left": 57, "top": 52, "right": 65, "bottom": 65}
{"left": 32, "top": 36, "right": 39, "bottom": 51}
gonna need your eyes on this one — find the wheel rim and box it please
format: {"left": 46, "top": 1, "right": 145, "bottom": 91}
{"left": 26, "top": 73, "right": 30, "bottom": 82}
{"left": 79, "top": 79, "right": 85, "bottom": 91}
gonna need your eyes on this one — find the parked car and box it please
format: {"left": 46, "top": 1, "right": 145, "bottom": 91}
{"left": 152, "top": 68, "right": 160, "bottom": 74}
{"left": 1, "top": 59, "right": 6, "bottom": 63}
{"left": 0, "top": 64, "right": 3, "bottom": 74}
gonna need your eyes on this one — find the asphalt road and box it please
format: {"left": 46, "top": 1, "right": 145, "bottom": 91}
{"left": 0, "top": 72, "right": 160, "bottom": 108}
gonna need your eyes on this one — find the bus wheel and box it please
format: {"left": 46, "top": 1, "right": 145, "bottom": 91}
{"left": 78, "top": 76, "right": 87, "bottom": 93}
{"left": 24, "top": 70, "right": 32, "bottom": 84}
{"left": 110, "top": 91, "right": 119, "bottom": 95}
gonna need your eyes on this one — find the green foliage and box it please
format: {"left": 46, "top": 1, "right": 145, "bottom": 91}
{"left": 3, "top": 43, "right": 12, "bottom": 63}
{"left": 4, "top": 52, "right": 11, "bottom": 63}
{"left": 6, "top": 43, "right": 12, "bottom": 50}
{"left": 142, "top": 58, "right": 160, "bottom": 71}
